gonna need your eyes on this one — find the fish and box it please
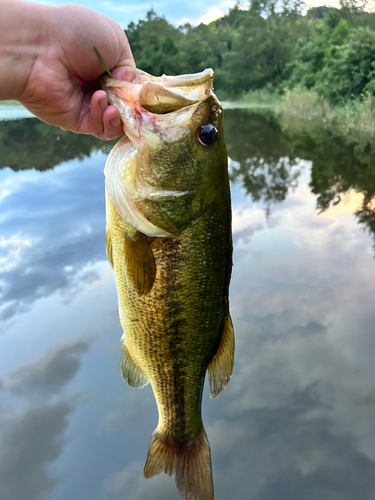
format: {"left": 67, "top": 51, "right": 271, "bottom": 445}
{"left": 102, "top": 68, "right": 234, "bottom": 500}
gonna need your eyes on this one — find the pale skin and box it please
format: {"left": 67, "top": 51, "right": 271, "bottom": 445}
{"left": 0, "top": 0, "right": 136, "bottom": 140}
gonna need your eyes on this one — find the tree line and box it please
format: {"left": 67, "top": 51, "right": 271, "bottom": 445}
{"left": 125, "top": 0, "right": 375, "bottom": 104}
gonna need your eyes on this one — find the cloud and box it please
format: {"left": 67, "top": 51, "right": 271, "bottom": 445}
{"left": 100, "top": 461, "right": 181, "bottom": 500}
{"left": 103, "top": 389, "right": 155, "bottom": 433}
{"left": 8, "top": 338, "right": 91, "bottom": 401}
{"left": 175, "top": 1, "right": 238, "bottom": 25}
{"left": 0, "top": 338, "right": 91, "bottom": 500}
{"left": 0, "top": 396, "right": 86, "bottom": 500}
{"left": 0, "top": 234, "right": 36, "bottom": 273}
{"left": 0, "top": 157, "right": 107, "bottom": 326}
{"left": 198, "top": 6, "right": 225, "bottom": 24}
{"left": 205, "top": 378, "right": 375, "bottom": 500}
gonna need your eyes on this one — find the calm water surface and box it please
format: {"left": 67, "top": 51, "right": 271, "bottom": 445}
{"left": 1, "top": 111, "right": 375, "bottom": 500}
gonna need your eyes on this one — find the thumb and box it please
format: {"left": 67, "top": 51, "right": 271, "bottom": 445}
{"left": 111, "top": 34, "right": 137, "bottom": 82}
{"left": 111, "top": 63, "right": 137, "bottom": 82}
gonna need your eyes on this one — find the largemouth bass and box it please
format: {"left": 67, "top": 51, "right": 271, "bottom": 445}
{"left": 102, "top": 68, "right": 234, "bottom": 500}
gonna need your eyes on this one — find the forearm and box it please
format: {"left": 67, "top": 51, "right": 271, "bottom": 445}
{"left": 0, "top": 0, "right": 49, "bottom": 100}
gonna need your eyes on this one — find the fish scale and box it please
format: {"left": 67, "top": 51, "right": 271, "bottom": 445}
{"left": 103, "top": 68, "right": 234, "bottom": 500}
{"left": 109, "top": 196, "right": 231, "bottom": 439}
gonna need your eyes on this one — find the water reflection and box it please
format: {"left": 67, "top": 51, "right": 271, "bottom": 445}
{"left": 226, "top": 110, "right": 375, "bottom": 248}
{"left": 0, "top": 339, "right": 91, "bottom": 500}
{"left": 0, "top": 113, "right": 375, "bottom": 500}
{"left": 0, "top": 156, "right": 107, "bottom": 324}
{"left": 0, "top": 119, "right": 113, "bottom": 171}
{"left": 226, "top": 112, "right": 301, "bottom": 211}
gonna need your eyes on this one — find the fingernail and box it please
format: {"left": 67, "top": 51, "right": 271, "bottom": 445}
{"left": 109, "top": 116, "right": 121, "bottom": 128}
{"left": 100, "top": 97, "right": 107, "bottom": 110}
{"left": 122, "top": 68, "right": 136, "bottom": 82}
{"left": 112, "top": 67, "right": 136, "bottom": 82}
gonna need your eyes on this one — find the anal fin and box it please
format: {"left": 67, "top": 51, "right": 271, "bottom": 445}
{"left": 207, "top": 313, "right": 235, "bottom": 399}
{"left": 124, "top": 231, "right": 156, "bottom": 295}
{"left": 121, "top": 342, "right": 149, "bottom": 388}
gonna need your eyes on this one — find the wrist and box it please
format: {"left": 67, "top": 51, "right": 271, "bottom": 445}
{"left": 0, "top": 0, "right": 51, "bottom": 101}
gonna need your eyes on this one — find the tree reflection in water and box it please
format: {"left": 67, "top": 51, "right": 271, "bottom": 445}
{"left": 226, "top": 112, "right": 300, "bottom": 217}
{"left": 225, "top": 109, "right": 375, "bottom": 248}
{"left": 1, "top": 112, "right": 375, "bottom": 247}
{"left": 0, "top": 119, "right": 114, "bottom": 172}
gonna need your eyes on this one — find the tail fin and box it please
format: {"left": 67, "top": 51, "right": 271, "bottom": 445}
{"left": 175, "top": 430, "right": 213, "bottom": 500}
{"left": 144, "top": 431, "right": 177, "bottom": 477}
{"left": 144, "top": 428, "right": 214, "bottom": 500}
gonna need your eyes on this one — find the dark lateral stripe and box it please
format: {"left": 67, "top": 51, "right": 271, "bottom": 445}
{"left": 165, "top": 238, "right": 186, "bottom": 440}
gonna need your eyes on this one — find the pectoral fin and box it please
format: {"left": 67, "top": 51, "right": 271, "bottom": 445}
{"left": 121, "top": 342, "right": 149, "bottom": 388}
{"left": 207, "top": 313, "right": 235, "bottom": 399}
{"left": 124, "top": 231, "right": 156, "bottom": 295}
{"left": 106, "top": 227, "right": 114, "bottom": 269}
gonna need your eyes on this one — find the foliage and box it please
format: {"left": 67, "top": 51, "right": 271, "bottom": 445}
{"left": 245, "top": 86, "right": 375, "bottom": 141}
{"left": 125, "top": 1, "right": 375, "bottom": 104}
{"left": 123, "top": 2, "right": 375, "bottom": 241}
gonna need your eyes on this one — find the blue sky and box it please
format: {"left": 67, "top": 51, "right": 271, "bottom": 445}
{"left": 25, "top": 0, "right": 340, "bottom": 28}
{"left": 25, "top": 0, "right": 241, "bottom": 28}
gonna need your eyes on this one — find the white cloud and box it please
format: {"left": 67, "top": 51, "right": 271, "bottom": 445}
{"left": 232, "top": 205, "right": 267, "bottom": 234}
{"left": 0, "top": 235, "right": 38, "bottom": 273}
{"left": 0, "top": 189, "right": 11, "bottom": 202}
{"left": 198, "top": 6, "right": 225, "bottom": 24}
{"left": 100, "top": 461, "right": 178, "bottom": 500}
{"left": 176, "top": 0, "right": 237, "bottom": 26}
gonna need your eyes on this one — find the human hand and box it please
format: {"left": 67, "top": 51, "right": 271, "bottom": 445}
{"left": 2, "top": 1, "right": 136, "bottom": 140}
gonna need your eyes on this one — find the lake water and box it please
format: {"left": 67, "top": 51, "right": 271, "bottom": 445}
{"left": 1, "top": 110, "right": 375, "bottom": 500}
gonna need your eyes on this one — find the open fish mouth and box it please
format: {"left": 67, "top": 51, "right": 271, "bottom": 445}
{"left": 101, "top": 69, "right": 221, "bottom": 238}
{"left": 101, "top": 69, "right": 217, "bottom": 149}
{"left": 103, "top": 68, "right": 214, "bottom": 115}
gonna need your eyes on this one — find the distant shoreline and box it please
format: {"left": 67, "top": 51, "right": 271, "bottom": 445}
{"left": 2, "top": 94, "right": 375, "bottom": 146}
{"left": 225, "top": 89, "right": 375, "bottom": 143}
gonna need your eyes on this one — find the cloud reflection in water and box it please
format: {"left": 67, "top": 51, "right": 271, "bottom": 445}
{"left": 0, "top": 155, "right": 107, "bottom": 325}
{"left": 0, "top": 339, "right": 92, "bottom": 500}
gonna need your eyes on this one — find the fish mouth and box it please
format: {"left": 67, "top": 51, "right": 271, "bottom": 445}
{"left": 101, "top": 69, "right": 216, "bottom": 145}
{"left": 102, "top": 68, "right": 214, "bottom": 113}
{"left": 102, "top": 69, "right": 220, "bottom": 238}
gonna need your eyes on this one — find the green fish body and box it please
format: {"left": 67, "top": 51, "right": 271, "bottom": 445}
{"left": 103, "top": 69, "right": 234, "bottom": 500}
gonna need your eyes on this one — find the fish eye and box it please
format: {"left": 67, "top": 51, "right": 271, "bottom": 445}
{"left": 198, "top": 124, "right": 219, "bottom": 146}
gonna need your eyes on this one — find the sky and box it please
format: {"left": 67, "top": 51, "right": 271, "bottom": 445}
{"left": 24, "top": 0, "right": 340, "bottom": 28}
